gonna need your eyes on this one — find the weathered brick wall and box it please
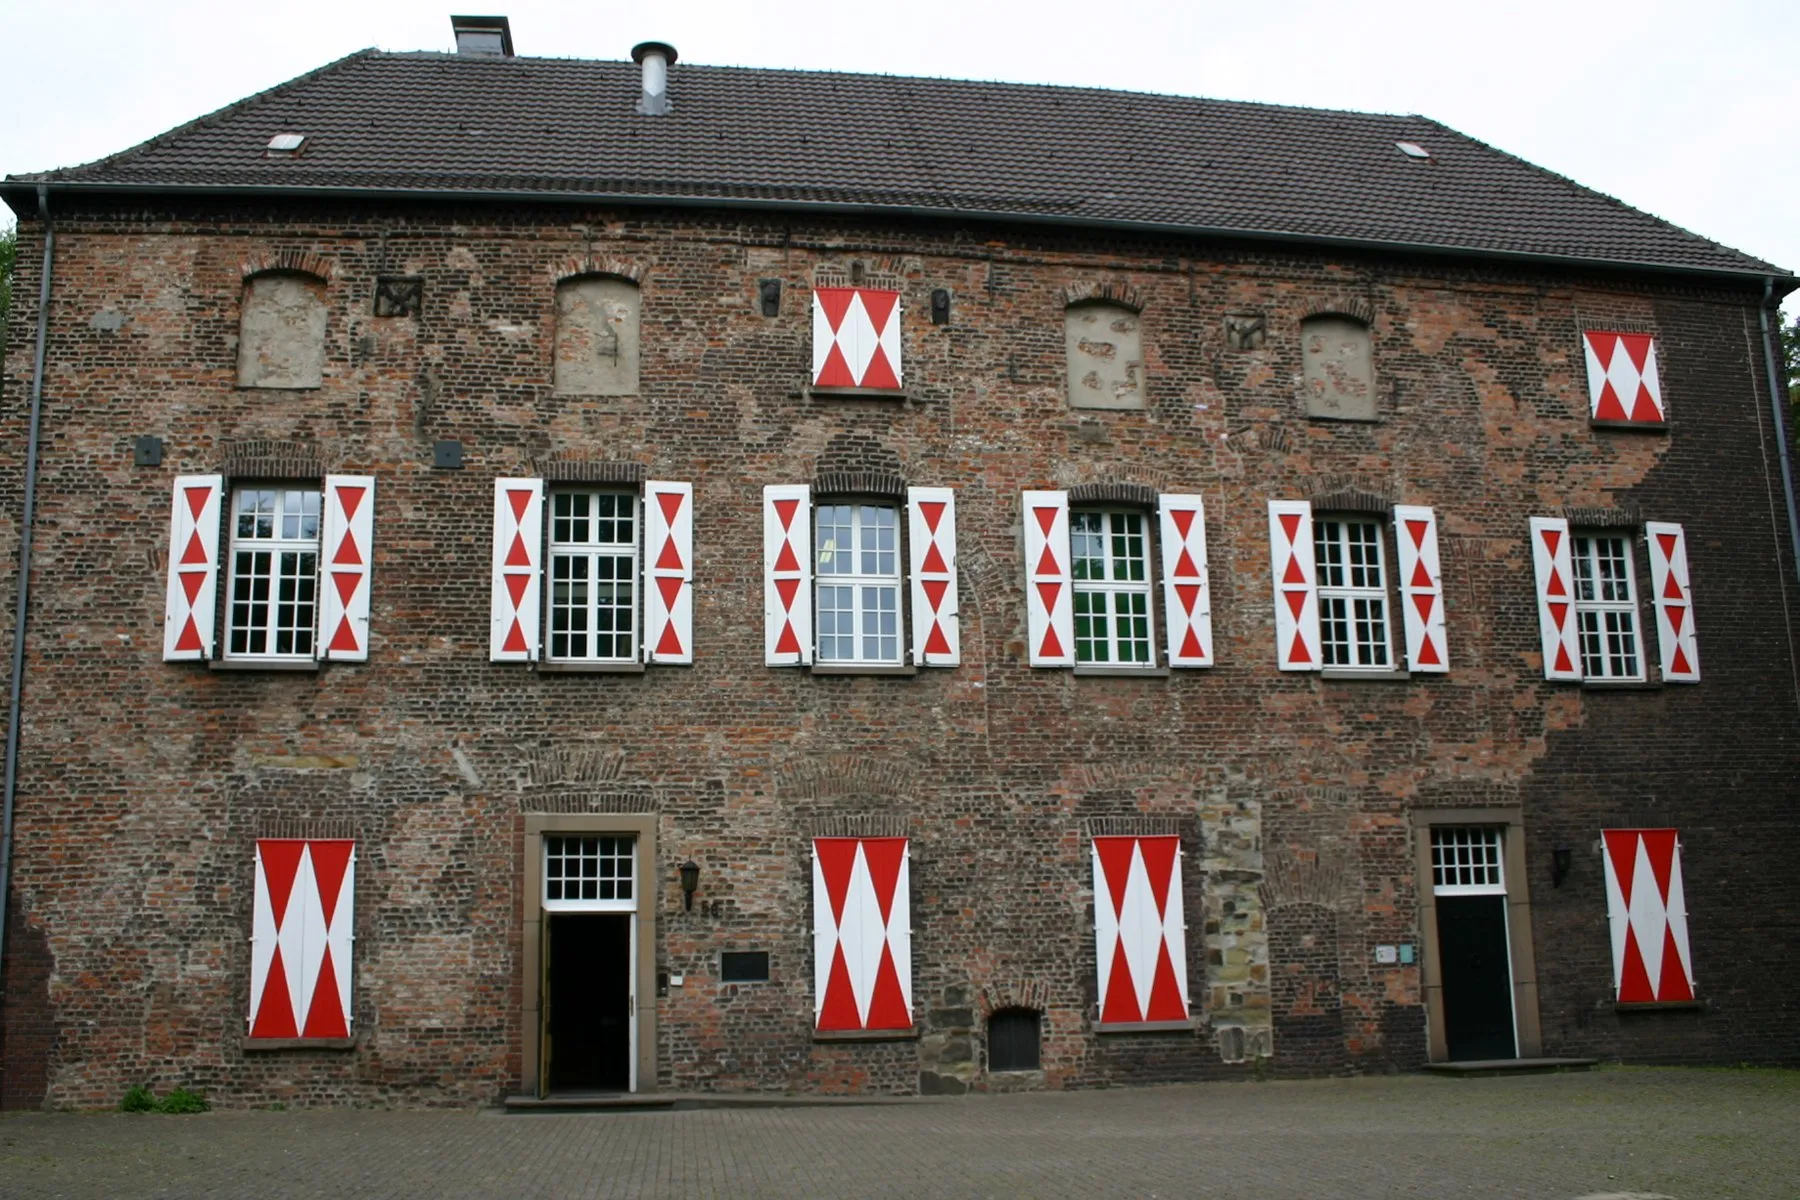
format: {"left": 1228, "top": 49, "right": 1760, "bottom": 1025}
{"left": 0, "top": 198, "right": 1795, "bottom": 1108}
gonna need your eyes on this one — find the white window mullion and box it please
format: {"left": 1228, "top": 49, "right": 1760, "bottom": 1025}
{"left": 1572, "top": 534, "right": 1644, "bottom": 682}
{"left": 226, "top": 486, "right": 322, "bottom": 662}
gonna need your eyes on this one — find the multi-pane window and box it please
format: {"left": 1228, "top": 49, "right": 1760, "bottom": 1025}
{"left": 815, "top": 503, "right": 901, "bottom": 664}
{"left": 1572, "top": 535, "right": 1643, "bottom": 681}
{"left": 227, "top": 487, "right": 320, "bottom": 659}
{"left": 1430, "top": 827, "right": 1505, "bottom": 894}
{"left": 543, "top": 835, "right": 635, "bottom": 910}
{"left": 1315, "top": 519, "right": 1391, "bottom": 668}
{"left": 1070, "top": 510, "right": 1154, "bottom": 665}
{"left": 548, "top": 490, "right": 637, "bottom": 661}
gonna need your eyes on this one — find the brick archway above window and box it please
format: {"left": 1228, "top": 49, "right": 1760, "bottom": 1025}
{"left": 240, "top": 249, "right": 333, "bottom": 282}
{"left": 1301, "top": 296, "right": 1375, "bottom": 326}
{"left": 813, "top": 470, "right": 906, "bottom": 499}
{"left": 534, "top": 458, "right": 646, "bottom": 485}
{"left": 978, "top": 978, "right": 1054, "bottom": 1018}
{"left": 549, "top": 255, "right": 645, "bottom": 286}
{"left": 1067, "top": 481, "right": 1159, "bottom": 509}
{"left": 220, "top": 439, "right": 328, "bottom": 478}
{"left": 1060, "top": 280, "right": 1144, "bottom": 313}
{"left": 1561, "top": 504, "right": 1641, "bottom": 529}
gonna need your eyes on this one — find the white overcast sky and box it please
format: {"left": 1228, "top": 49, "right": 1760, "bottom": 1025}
{"left": 7, "top": 0, "right": 1797, "bottom": 316}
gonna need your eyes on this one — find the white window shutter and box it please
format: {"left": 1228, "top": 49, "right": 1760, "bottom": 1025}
{"left": 249, "top": 839, "right": 356, "bottom": 1040}
{"left": 1092, "top": 836, "right": 1189, "bottom": 1024}
{"left": 1268, "top": 500, "right": 1320, "bottom": 671}
{"left": 1643, "top": 521, "right": 1699, "bottom": 682}
{"left": 643, "top": 481, "right": 694, "bottom": 664}
{"left": 906, "top": 486, "right": 959, "bottom": 667}
{"left": 1392, "top": 504, "right": 1447, "bottom": 673}
{"left": 1023, "top": 490, "right": 1074, "bottom": 667}
{"left": 813, "top": 837, "right": 912, "bottom": 1031}
{"left": 1157, "top": 493, "right": 1213, "bottom": 668}
{"left": 812, "top": 288, "right": 903, "bottom": 390}
{"left": 164, "top": 474, "right": 223, "bottom": 662}
{"left": 764, "top": 484, "right": 812, "bottom": 665}
{"left": 1528, "top": 516, "right": 1581, "bottom": 681}
{"left": 317, "top": 476, "right": 375, "bottom": 662}
{"left": 490, "top": 478, "right": 543, "bottom": 662}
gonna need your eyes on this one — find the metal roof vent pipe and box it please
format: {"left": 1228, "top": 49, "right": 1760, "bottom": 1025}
{"left": 632, "top": 41, "right": 678, "bottom": 114}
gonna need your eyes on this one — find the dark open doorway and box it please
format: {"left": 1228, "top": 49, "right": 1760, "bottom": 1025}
{"left": 1435, "top": 895, "right": 1516, "bottom": 1061}
{"left": 544, "top": 913, "right": 633, "bottom": 1092}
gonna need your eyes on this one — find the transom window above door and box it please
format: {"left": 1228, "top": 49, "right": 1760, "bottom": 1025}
{"left": 1430, "top": 827, "right": 1505, "bottom": 895}
{"left": 543, "top": 834, "right": 637, "bottom": 911}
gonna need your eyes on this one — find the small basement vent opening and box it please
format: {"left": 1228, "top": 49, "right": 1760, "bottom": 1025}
{"left": 987, "top": 1007, "right": 1043, "bottom": 1072}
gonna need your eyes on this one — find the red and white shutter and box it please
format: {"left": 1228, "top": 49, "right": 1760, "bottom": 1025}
{"left": 812, "top": 837, "right": 912, "bottom": 1032}
{"left": 643, "top": 480, "right": 694, "bottom": 664}
{"left": 1092, "top": 836, "right": 1189, "bottom": 1024}
{"left": 1392, "top": 504, "right": 1448, "bottom": 673}
{"left": 1583, "top": 331, "right": 1665, "bottom": 424}
{"left": 163, "top": 474, "right": 223, "bottom": 661}
{"left": 1528, "top": 516, "right": 1582, "bottom": 681}
{"left": 1023, "top": 490, "right": 1074, "bottom": 667}
{"left": 491, "top": 478, "right": 544, "bottom": 662}
{"left": 1643, "top": 521, "right": 1699, "bottom": 683}
{"left": 764, "top": 484, "right": 812, "bottom": 666}
{"left": 1158, "top": 493, "right": 1213, "bottom": 668}
{"left": 907, "top": 487, "right": 959, "bottom": 667}
{"left": 1268, "top": 500, "right": 1320, "bottom": 671}
{"left": 318, "top": 475, "right": 375, "bottom": 662}
{"left": 249, "top": 838, "right": 356, "bottom": 1040}
{"left": 1602, "top": 829, "right": 1695, "bottom": 1004}
{"left": 812, "top": 287, "right": 903, "bottom": 391}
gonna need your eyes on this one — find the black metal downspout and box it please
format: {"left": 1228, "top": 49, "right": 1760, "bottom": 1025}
{"left": 1760, "top": 279, "right": 1800, "bottom": 587}
{"left": 0, "top": 186, "right": 54, "bottom": 984}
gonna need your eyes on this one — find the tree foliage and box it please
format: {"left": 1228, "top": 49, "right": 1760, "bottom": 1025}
{"left": 0, "top": 223, "right": 15, "bottom": 355}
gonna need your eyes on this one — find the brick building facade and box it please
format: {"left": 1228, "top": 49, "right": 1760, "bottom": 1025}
{"left": 2, "top": 29, "right": 1797, "bottom": 1108}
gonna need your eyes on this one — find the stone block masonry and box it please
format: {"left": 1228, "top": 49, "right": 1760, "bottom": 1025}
{"left": 0, "top": 197, "right": 1796, "bottom": 1108}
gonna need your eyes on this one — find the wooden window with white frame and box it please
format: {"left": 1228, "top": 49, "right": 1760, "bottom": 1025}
{"left": 1070, "top": 508, "right": 1155, "bottom": 667}
{"left": 814, "top": 502, "right": 903, "bottom": 665}
{"left": 1571, "top": 533, "right": 1644, "bottom": 681}
{"left": 1313, "top": 516, "right": 1392, "bottom": 669}
{"left": 547, "top": 489, "right": 639, "bottom": 663}
{"left": 226, "top": 484, "right": 321, "bottom": 661}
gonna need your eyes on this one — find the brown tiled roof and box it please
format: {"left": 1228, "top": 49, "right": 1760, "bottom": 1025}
{"left": 9, "top": 50, "right": 1786, "bottom": 280}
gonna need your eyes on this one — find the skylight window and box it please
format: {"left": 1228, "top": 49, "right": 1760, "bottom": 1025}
{"left": 1395, "top": 141, "right": 1431, "bottom": 160}
{"left": 267, "top": 133, "right": 307, "bottom": 154}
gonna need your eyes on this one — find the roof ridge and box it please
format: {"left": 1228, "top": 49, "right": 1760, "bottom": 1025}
{"left": 35, "top": 48, "right": 381, "bottom": 181}
{"left": 1410, "top": 115, "right": 1774, "bottom": 272}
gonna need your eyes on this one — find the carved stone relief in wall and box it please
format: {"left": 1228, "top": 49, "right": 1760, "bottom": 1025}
{"left": 1300, "top": 315, "right": 1375, "bottom": 420}
{"left": 554, "top": 276, "right": 641, "bottom": 395}
{"left": 237, "top": 274, "right": 327, "bottom": 389}
{"left": 1065, "top": 302, "right": 1145, "bottom": 410}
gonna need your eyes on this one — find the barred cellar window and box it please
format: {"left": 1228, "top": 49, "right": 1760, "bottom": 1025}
{"left": 987, "top": 1008, "right": 1043, "bottom": 1072}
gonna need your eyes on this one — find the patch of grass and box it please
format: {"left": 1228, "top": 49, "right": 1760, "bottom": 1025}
{"left": 157, "top": 1088, "right": 209, "bottom": 1114}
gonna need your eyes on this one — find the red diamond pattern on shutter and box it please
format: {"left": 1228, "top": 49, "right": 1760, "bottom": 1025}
{"left": 1267, "top": 500, "right": 1320, "bottom": 671}
{"left": 1528, "top": 516, "right": 1582, "bottom": 680}
{"left": 1602, "top": 829, "right": 1694, "bottom": 1004}
{"left": 1643, "top": 521, "right": 1699, "bottom": 682}
{"left": 907, "top": 487, "right": 960, "bottom": 666}
{"left": 1092, "top": 836, "right": 1189, "bottom": 1024}
{"left": 1022, "top": 490, "right": 1074, "bottom": 666}
{"left": 812, "top": 837, "right": 912, "bottom": 1032}
{"left": 250, "top": 839, "right": 356, "bottom": 1040}
{"left": 1158, "top": 493, "right": 1213, "bottom": 668}
{"left": 1392, "top": 504, "right": 1448, "bottom": 673}
{"left": 811, "top": 287, "right": 903, "bottom": 391}
{"left": 490, "top": 478, "right": 543, "bottom": 662}
{"left": 319, "top": 476, "right": 375, "bottom": 661}
{"left": 644, "top": 481, "right": 694, "bottom": 664}
{"left": 163, "top": 475, "right": 222, "bottom": 661}
{"left": 1583, "top": 331, "right": 1665, "bottom": 424}
{"left": 763, "top": 485, "right": 812, "bottom": 665}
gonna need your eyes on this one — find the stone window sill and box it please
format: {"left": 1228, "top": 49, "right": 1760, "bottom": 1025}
{"left": 809, "top": 664, "right": 919, "bottom": 677}
{"left": 208, "top": 658, "right": 321, "bottom": 673}
{"left": 812, "top": 1026, "right": 920, "bottom": 1043}
{"left": 244, "top": 1037, "right": 355, "bottom": 1052}
{"left": 535, "top": 661, "right": 647, "bottom": 675}
{"left": 1321, "top": 667, "right": 1411, "bottom": 682}
{"left": 1304, "top": 412, "right": 1384, "bottom": 425}
{"left": 1073, "top": 666, "right": 1170, "bottom": 679}
{"left": 1590, "top": 419, "right": 1668, "bottom": 434}
{"left": 1094, "top": 1019, "right": 1200, "bottom": 1035}
{"left": 801, "top": 385, "right": 909, "bottom": 402}
{"left": 1581, "top": 679, "right": 1658, "bottom": 691}
{"left": 1615, "top": 999, "right": 1705, "bottom": 1013}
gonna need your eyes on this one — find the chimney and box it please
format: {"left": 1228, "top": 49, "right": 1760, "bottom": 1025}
{"left": 451, "top": 15, "right": 514, "bottom": 56}
{"left": 631, "top": 41, "right": 678, "bottom": 115}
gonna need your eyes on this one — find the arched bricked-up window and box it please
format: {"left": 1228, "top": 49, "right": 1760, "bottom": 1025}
{"left": 987, "top": 1008, "right": 1042, "bottom": 1072}
{"left": 1065, "top": 302, "right": 1144, "bottom": 410}
{"left": 1300, "top": 315, "right": 1375, "bottom": 420}
{"left": 555, "top": 276, "right": 641, "bottom": 395}
{"left": 238, "top": 273, "right": 327, "bottom": 389}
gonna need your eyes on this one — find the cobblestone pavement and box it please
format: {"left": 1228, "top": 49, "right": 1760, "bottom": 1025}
{"left": 3, "top": 1067, "right": 1795, "bottom": 1199}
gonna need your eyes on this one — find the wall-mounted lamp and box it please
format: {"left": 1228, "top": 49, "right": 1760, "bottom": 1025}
{"left": 1552, "top": 844, "right": 1572, "bottom": 888}
{"left": 679, "top": 859, "right": 701, "bottom": 911}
